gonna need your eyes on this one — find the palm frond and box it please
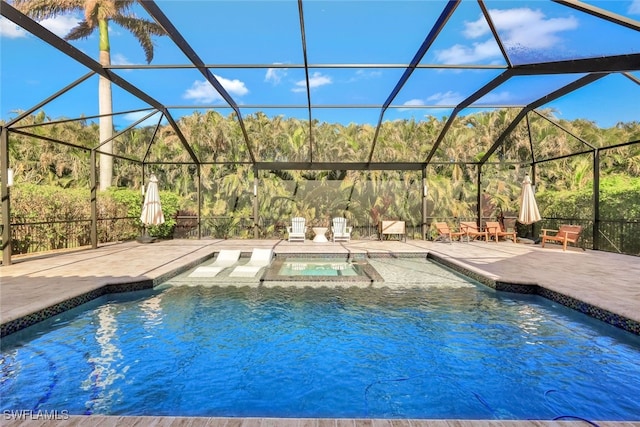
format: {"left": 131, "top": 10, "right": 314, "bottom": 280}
{"left": 12, "top": 0, "right": 84, "bottom": 20}
{"left": 111, "top": 15, "right": 167, "bottom": 63}
{"left": 64, "top": 20, "right": 93, "bottom": 41}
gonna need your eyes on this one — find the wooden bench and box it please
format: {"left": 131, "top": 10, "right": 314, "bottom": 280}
{"left": 541, "top": 225, "right": 584, "bottom": 251}
{"left": 378, "top": 220, "right": 406, "bottom": 242}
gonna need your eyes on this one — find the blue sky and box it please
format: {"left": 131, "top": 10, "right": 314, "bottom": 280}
{"left": 1, "top": 0, "right": 639, "bottom": 130}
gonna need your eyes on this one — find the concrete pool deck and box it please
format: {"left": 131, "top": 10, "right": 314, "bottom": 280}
{"left": 1, "top": 238, "right": 639, "bottom": 426}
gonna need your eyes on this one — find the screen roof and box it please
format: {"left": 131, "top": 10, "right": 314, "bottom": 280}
{"left": 2, "top": 0, "right": 639, "bottom": 168}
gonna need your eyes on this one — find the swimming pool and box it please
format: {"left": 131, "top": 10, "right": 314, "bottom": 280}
{"left": 1, "top": 259, "right": 640, "bottom": 420}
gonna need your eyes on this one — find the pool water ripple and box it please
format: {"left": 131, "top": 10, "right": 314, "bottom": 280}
{"left": 2, "top": 270, "right": 640, "bottom": 420}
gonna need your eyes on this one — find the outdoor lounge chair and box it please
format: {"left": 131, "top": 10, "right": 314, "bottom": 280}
{"left": 459, "top": 221, "right": 489, "bottom": 242}
{"left": 229, "top": 248, "right": 274, "bottom": 277}
{"left": 188, "top": 249, "right": 241, "bottom": 277}
{"left": 433, "top": 222, "right": 465, "bottom": 242}
{"left": 287, "top": 217, "right": 307, "bottom": 242}
{"left": 485, "top": 221, "right": 517, "bottom": 243}
{"left": 541, "top": 225, "right": 584, "bottom": 251}
{"left": 331, "top": 217, "right": 352, "bottom": 242}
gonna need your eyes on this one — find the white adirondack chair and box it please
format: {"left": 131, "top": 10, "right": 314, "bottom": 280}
{"left": 331, "top": 217, "right": 352, "bottom": 242}
{"left": 287, "top": 217, "right": 307, "bottom": 242}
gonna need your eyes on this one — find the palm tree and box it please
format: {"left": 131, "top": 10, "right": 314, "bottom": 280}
{"left": 13, "top": 0, "right": 167, "bottom": 191}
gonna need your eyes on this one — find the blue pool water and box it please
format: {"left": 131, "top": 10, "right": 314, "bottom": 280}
{"left": 278, "top": 259, "right": 360, "bottom": 276}
{"left": 2, "top": 269, "right": 640, "bottom": 420}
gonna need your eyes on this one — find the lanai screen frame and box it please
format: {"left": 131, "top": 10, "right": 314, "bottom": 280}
{"left": 1, "top": 0, "right": 640, "bottom": 265}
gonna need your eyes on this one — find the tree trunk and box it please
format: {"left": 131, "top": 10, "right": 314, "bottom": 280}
{"left": 98, "top": 73, "right": 113, "bottom": 191}
{"left": 98, "top": 22, "right": 113, "bottom": 191}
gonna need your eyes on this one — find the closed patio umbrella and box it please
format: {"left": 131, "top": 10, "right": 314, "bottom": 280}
{"left": 138, "top": 174, "right": 164, "bottom": 243}
{"left": 518, "top": 174, "right": 541, "bottom": 226}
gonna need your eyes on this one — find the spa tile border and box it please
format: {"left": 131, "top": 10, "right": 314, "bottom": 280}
{"left": 262, "top": 256, "right": 384, "bottom": 284}
{"left": 1, "top": 282, "right": 147, "bottom": 338}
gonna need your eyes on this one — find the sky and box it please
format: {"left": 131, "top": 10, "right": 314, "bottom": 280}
{"left": 1, "top": 0, "right": 639, "bottom": 130}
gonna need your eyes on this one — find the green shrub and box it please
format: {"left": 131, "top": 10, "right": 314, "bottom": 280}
{"left": 537, "top": 175, "right": 640, "bottom": 220}
{"left": 106, "top": 187, "right": 179, "bottom": 239}
{"left": 7, "top": 184, "right": 180, "bottom": 253}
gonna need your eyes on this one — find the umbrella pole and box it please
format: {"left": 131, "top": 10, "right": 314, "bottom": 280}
{"left": 138, "top": 225, "right": 155, "bottom": 243}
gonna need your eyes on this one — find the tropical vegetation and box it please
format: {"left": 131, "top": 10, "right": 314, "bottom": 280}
{"left": 12, "top": 0, "right": 166, "bottom": 191}
{"left": 2, "top": 108, "right": 639, "bottom": 254}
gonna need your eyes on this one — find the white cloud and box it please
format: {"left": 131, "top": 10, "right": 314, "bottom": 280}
{"left": 107, "top": 23, "right": 122, "bottom": 37}
{"left": 435, "top": 40, "right": 500, "bottom": 64}
{"left": 401, "top": 91, "right": 510, "bottom": 109}
{"left": 308, "top": 72, "right": 332, "bottom": 88}
{"left": 478, "top": 91, "right": 512, "bottom": 104}
{"left": 346, "top": 69, "right": 383, "bottom": 83}
{"left": 292, "top": 72, "right": 332, "bottom": 93}
{"left": 630, "top": 0, "right": 640, "bottom": 14}
{"left": 492, "top": 8, "right": 578, "bottom": 49}
{"left": 183, "top": 75, "right": 249, "bottom": 103}
{"left": 0, "top": 14, "right": 80, "bottom": 39}
{"left": 398, "top": 93, "right": 464, "bottom": 112}
{"left": 403, "top": 99, "right": 426, "bottom": 107}
{"left": 111, "top": 53, "right": 133, "bottom": 66}
{"left": 265, "top": 66, "right": 287, "bottom": 85}
{"left": 217, "top": 75, "right": 249, "bottom": 95}
{"left": 463, "top": 15, "right": 491, "bottom": 39}
{"left": 355, "top": 69, "right": 382, "bottom": 79}
{"left": 184, "top": 81, "right": 221, "bottom": 103}
{"left": 0, "top": 17, "right": 28, "bottom": 38}
{"left": 427, "top": 91, "right": 464, "bottom": 105}
{"left": 435, "top": 8, "right": 579, "bottom": 64}
{"left": 124, "top": 111, "right": 165, "bottom": 127}
{"left": 39, "top": 15, "right": 80, "bottom": 38}
{"left": 398, "top": 98, "right": 426, "bottom": 112}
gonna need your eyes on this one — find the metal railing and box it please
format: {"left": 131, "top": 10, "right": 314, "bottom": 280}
{"left": 9, "top": 219, "right": 92, "bottom": 254}
{"left": 540, "top": 217, "right": 640, "bottom": 256}
{"left": 178, "top": 217, "right": 427, "bottom": 241}
{"left": 426, "top": 216, "right": 640, "bottom": 256}
{"left": 598, "top": 219, "right": 640, "bottom": 255}
{"left": 3, "top": 217, "right": 139, "bottom": 255}
{"left": 2, "top": 216, "right": 638, "bottom": 258}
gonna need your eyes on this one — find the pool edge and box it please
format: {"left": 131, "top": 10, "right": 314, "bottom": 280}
{"left": 0, "top": 252, "right": 214, "bottom": 338}
{"left": 426, "top": 252, "right": 640, "bottom": 336}
{"left": 2, "top": 251, "right": 638, "bottom": 338}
